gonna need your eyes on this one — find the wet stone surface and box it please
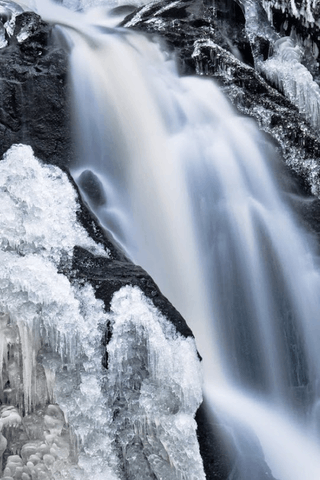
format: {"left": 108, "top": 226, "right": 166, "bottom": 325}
{"left": 0, "top": 11, "right": 71, "bottom": 167}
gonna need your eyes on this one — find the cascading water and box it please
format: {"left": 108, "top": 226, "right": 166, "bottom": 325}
{"left": 2, "top": 0, "right": 320, "bottom": 479}
{"left": 61, "top": 7, "right": 320, "bottom": 477}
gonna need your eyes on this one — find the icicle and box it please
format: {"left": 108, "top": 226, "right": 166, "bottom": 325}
{"left": 260, "top": 36, "right": 320, "bottom": 130}
{"left": 0, "top": 146, "right": 119, "bottom": 479}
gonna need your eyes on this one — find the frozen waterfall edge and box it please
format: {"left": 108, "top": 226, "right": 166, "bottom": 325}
{"left": 0, "top": 144, "right": 205, "bottom": 480}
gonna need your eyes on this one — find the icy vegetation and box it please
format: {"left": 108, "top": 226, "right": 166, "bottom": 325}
{"left": 107, "top": 286, "right": 205, "bottom": 480}
{"left": 260, "top": 36, "right": 320, "bottom": 130}
{"left": 0, "top": 144, "right": 204, "bottom": 480}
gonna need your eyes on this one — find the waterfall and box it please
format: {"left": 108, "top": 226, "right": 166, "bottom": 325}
{"left": 2, "top": 0, "right": 320, "bottom": 479}
{"left": 64, "top": 8, "right": 320, "bottom": 478}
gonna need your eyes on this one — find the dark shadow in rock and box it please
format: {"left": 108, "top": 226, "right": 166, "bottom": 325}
{"left": 78, "top": 170, "right": 107, "bottom": 208}
{"left": 196, "top": 400, "right": 278, "bottom": 480}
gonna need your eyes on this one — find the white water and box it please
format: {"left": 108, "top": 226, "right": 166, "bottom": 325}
{"left": 4, "top": 0, "right": 320, "bottom": 479}
{"left": 65, "top": 12, "right": 320, "bottom": 480}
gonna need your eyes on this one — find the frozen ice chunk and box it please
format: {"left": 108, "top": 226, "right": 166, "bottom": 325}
{"left": 0, "top": 144, "right": 204, "bottom": 480}
{"left": 107, "top": 286, "right": 205, "bottom": 480}
{"left": 260, "top": 37, "right": 320, "bottom": 130}
{"left": 0, "top": 145, "right": 118, "bottom": 479}
{"left": 0, "top": 144, "right": 108, "bottom": 262}
{"left": 0, "top": 0, "right": 24, "bottom": 46}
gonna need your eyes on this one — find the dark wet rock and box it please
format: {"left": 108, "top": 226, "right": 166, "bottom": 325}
{"left": 196, "top": 401, "right": 277, "bottom": 480}
{"left": 0, "top": 11, "right": 71, "bottom": 166}
{"left": 70, "top": 245, "right": 194, "bottom": 340}
{"left": 122, "top": 0, "right": 253, "bottom": 73}
{"left": 78, "top": 170, "right": 107, "bottom": 207}
{"left": 14, "top": 12, "right": 51, "bottom": 57}
{"left": 196, "top": 402, "right": 232, "bottom": 480}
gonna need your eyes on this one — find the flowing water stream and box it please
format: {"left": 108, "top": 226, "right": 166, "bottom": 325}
{"left": 2, "top": 0, "right": 320, "bottom": 479}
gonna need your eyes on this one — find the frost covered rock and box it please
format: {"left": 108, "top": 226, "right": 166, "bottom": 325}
{"left": 0, "top": 11, "right": 71, "bottom": 166}
{"left": 122, "top": 0, "right": 253, "bottom": 74}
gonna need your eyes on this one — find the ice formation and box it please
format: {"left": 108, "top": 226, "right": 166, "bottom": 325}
{"left": 107, "top": 286, "right": 205, "bottom": 480}
{"left": 0, "top": 0, "right": 24, "bottom": 48}
{"left": 261, "top": 0, "right": 317, "bottom": 27}
{"left": 260, "top": 36, "right": 320, "bottom": 130}
{"left": 239, "top": 0, "right": 320, "bottom": 131}
{"left": 0, "top": 144, "right": 118, "bottom": 480}
{"left": 0, "top": 144, "right": 204, "bottom": 480}
{"left": 0, "top": 144, "right": 107, "bottom": 263}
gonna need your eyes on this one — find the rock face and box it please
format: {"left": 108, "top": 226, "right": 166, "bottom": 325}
{"left": 0, "top": 11, "right": 71, "bottom": 166}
